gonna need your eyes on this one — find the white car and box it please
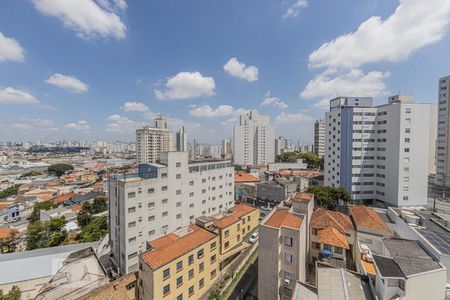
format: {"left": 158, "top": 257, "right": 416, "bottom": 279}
{"left": 249, "top": 232, "right": 259, "bottom": 243}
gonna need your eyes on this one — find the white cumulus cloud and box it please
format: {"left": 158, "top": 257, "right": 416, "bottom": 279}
{"left": 122, "top": 101, "right": 149, "bottom": 112}
{"left": 0, "top": 32, "right": 25, "bottom": 62}
{"left": 154, "top": 72, "right": 216, "bottom": 100}
{"left": 32, "top": 0, "right": 126, "bottom": 40}
{"left": 0, "top": 87, "right": 38, "bottom": 104}
{"left": 283, "top": 0, "right": 308, "bottom": 19}
{"left": 223, "top": 58, "right": 259, "bottom": 82}
{"left": 46, "top": 73, "right": 89, "bottom": 93}
{"left": 189, "top": 105, "right": 234, "bottom": 118}
{"left": 309, "top": 0, "right": 450, "bottom": 69}
{"left": 106, "top": 114, "right": 146, "bottom": 133}
{"left": 276, "top": 111, "right": 314, "bottom": 123}
{"left": 261, "top": 91, "right": 288, "bottom": 109}
{"left": 65, "top": 120, "right": 90, "bottom": 131}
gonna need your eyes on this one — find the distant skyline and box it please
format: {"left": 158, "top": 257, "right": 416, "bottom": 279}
{"left": 1, "top": 0, "right": 450, "bottom": 143}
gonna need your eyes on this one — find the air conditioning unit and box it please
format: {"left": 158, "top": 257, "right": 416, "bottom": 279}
{"left": 284, "top": 279, "right": 290, "bottom": 285}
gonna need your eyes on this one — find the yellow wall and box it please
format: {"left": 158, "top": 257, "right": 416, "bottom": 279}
{"left": 219, "top": 209, "right": 260, "bottom": 255}
{"left": 142, "top": 236, "right": 220, "bottom": 300}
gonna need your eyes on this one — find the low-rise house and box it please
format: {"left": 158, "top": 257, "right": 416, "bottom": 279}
{"left": 267, "top": 160, "right": 307, "bottom": 172}
{"left": 0, "top": 242, "right": 99, "bottom": 300}
{"left": 39, "top": 206, "right": 77, "bottom": 222}
{"left": 258, "top": 194, "right": 314, "bottom": 300}
{"left": 257, "top": 179, "right": 297, "bottom": 204}
{"left": 234, "top": 172, "right": 259, "bottom": 203}
{"left": 35, "top": 247, "right": 109, "bottom": 300}
{"left": 371, "top": 239, "right": 446, "bottom": 300}
{"left": 309, "top": 208, "right": 355, "bottom": 269}
{"left": 51, "top": 192, "right": 76, "bottom": 205}
{"left": 139, "top": 225, "right": 220, "bottom": 300}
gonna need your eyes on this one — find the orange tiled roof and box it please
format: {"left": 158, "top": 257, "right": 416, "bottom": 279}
{"left": 310, "top": 208, "right": 354, "bottom": 233}
{"left": 349, "top": 205, "right": 391, "bottom": 233}
{"left": 234, "top": 173, "right": 260, "bottom": 183}
{"left": 0, "top": 228, "right": 17, "bottom": 239}
{"left": 264, "top": 209, "right": 303, "bottom": 230}
{"left": 212, "top": 203, "right": 258, "bottom": 228}
{"left": 0, "top": 202, "right": 12, "bottom": 210}
{"left": 142, "top": 225, "right": 217, "bottom": 269}
{"left": 317, "top": 226, "right": 350, "bottom": 249}
{"left": 294, "top": 193, "right": 313, "bottom": 202}
{"left": 52, "top": 192, "right": 76, "bottom": 205}
{"left": 361, "top": 254, "right": 376, "bottom": 274}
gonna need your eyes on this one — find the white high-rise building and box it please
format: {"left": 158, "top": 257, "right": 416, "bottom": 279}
{"left": 436, "top": 76, "right": 450, "bottom": 188}
{"left": 314, "top": 119, "right": 325, "bottom": 158}
{"left": 176, "top": 126, "right": 188, "bottom": 152}
{"left": 109, "top": 151, "right": 234, "bottom": 275}
{"left": 275, "top": 136, "right": 294, "bottom": 156}
{"left": 222, "top": 138, "right": 232, "bottom": 156}
{"left": 233, "top": 110, "right": 275, "bottom": 165}
{"left": 325, "top": 96, "right": 436, "bottom": 207}
{"left": 136, "top": 116, "right": 174, "bottom": 164}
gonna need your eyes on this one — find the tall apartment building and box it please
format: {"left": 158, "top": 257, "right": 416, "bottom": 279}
{"left": 221, "top": 138, "right": 232, "bottom": 157}
{"left": 325, "top": 96, "right": 436, "bottom": 207}
{"left": 314, "top": 119, "right": 325, "bottom": 158}
{"left": 136, "top": 116, "right": 174, "bottom": 164}
{"left": 233, "top": 110, "right": 275, "bottom": 165}
{"left": 109, "top": 151, "right": 234, "bottom": 275}
{"left": 176, "top": 126, "right": 188, "bottom": 152}
{"left": 275, "top": 136, "right": 294, "bottom": 156}
{"left": 436, "top": 76, "right": 450, "bottom": 188}
{"left": 258, "top": 193, "right": 314, "bottom": 300}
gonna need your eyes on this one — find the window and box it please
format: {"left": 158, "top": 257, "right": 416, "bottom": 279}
{"left": 163, "top": 284, "right": 170, "bottom": 296}
{"left": 128, "top": 252, "right": 137, "bottom": 260}
{"left": 176, "top": 190, "right": 181, "bottom": 195}
{"left": 177, "top": 295, "right": 182, "bottom": 300}
{"left": 128, "top": 221, "right": 136, "bottom": 228}
{"left": 284, "top": 271, "right": 294, "bottom": 280}
{"left": 404, "top": 148, "right": 410, "bottom": 153}
{"left": 199, "top": 262, "right": 204, "bottom": 272}
{"left": 403, "top": 196, "right": 409, "bottom": 201}
{"left": 324, "top": 244, "right": 332, "bottom": 251}
{"left": 127, "top": 192, "right": 135, "bottom": 198}
{"left": 188, "top": 269, "right": 194, "bottom": 279}
{"left": 148, "top": 188, "right": 154, "bottom": 193}
{"left": 162, "top": 198, "right": 168, "bottom": 204}
{"left": 334, "top": 247, "right": 343, "bottom": 254}
{"left": 285, "top": 237, "right": 293, "bottom": 247}
{"left": 148, "top": 215, "right": 155, "bottom": 222}
{"left": 210, "top": 242, "right": 216, "bottom": 250}
{"left": 210, "top": 254, "right": 217, "bottom": 264}
{"left": 405, "top": 128, "right": 410, "bottom": 133}
{"left": 176, "top": 174, "right": 181, "bottom": 179}
{"left": 188, "top": 255, "right": 194, "bottom": 265}
{"left": 148, "top": 202, "right": 155, "bottom": 209}
{"left": 224, "top": 241, "right": 230, "bottom": 249}
{"left": 162, "top": 211, "right": 168, "bottom": 217}
{"left": 224, "top": 230, "right": 230, "bottom": 237}
{"left": 210, "top": 269, "right": 217, "bottom": 279}
{"left": 189, "top": 286, "right": 194, "bottom": 296}
{"left": 163, "top": 268, "right": 170, "bottom": 279}
{"left": 189, "top": 181, "right": 194, "bottom": 185}
{"left": 312, "top": 228, "right": 318, "bottom": 235}
{"left": 176, "top": 202, "right": 182, "bottom": 207}
{"left": 197, "top": 249, "right": 204, "bottom": 259}
{"left": 284, "top": 287, "right": 292, "bottom": 297}
{"left": 176, "top": 276, "right": 183, "bottom": 287}
{"left": 199, "top": 278, "right": 204, "bottom": 289}
{"left": 177, "top": 214, "right": 182, "bottom": 219}
{"left": 176, "top": 162, "right": 181, "bottom": 167}
{"left": 162, "top": 186, "right": 168, "bottom": 191}
{"left": 162, "top": 173, "right": 168, "bottom": 178}
{"left": 149, "top": 230, "right": 155, "bottom": 236}
{"left": 189, "top": 192, "right": 194, "bottom": 197}
{"left": 177, "top": 261, "right": 183, "bottom": 272}
{"left": 128, "top": 207, "right": 136, "bottom": 213}
{"left": 284, "top": 253, "right": 293, "bottom": 263}
{"left": 128, "top": 237, "right": 136, "bottom": 243}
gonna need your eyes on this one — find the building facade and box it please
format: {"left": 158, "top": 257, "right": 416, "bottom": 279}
{"left": 275, "top": 136, "right": 294, "bottom": 156}
{"left": 233, "top": 110, "right": 275, "bottom": 165}
{"left": 314, "top": 119, "right": 325, "bottom": 158}
{"left": 136, "top": 116, "right": 174, "bottom": 164}
{"left": 436, "top": 75, "right": 450, "bottom": 188}
{"left": 325, "top": 96, "right": 436, "bottom": 207}
{"left": 176, "top": 126, "right": 188, "bottom": 152}
{"left": 109, "top": 152, "right": 234, "bottom": 275}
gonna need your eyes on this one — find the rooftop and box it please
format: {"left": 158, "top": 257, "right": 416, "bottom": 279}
{"left": 311, "top": 209, "right": 354, "bottom": 233}
{"left": 264, "top": 209, "right": 303, "bottom": 230}
{"left": 372, "top": 255, "right": 404, "bottom": 278}
{"left": 234, "top": 172, "right": 260, "bottom": 183}
{"left": 349, "top": 205, "right": 391, "bottom": 233}
{"left": 211, "top": 203, "right": 258, "bottom": 229}
{"left": 142, "top": 224, "right": 216, "bottom": 269}
{"left": 77, "top": 272, "right": 138, "bottom": 300}
{"left": 294, "top": 193, "right": 313, "bottom": 202}
{"left": 317, "top": 226, "right": 350, "bottom": 249}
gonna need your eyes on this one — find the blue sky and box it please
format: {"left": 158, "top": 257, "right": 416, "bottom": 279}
{"left": 1, "top": 0, "right": 450, "bottom": 144}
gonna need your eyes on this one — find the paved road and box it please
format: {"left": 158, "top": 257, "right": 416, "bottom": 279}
{"left": 228, "top": 257, "right": 258, "bottom": 300}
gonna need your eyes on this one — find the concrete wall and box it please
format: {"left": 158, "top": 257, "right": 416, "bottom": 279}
{"left": 258, "top": 225, "right": 280, "bottom": 300}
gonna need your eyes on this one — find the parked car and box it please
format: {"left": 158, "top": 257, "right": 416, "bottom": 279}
{"left": 249, "top": 231, "right": 259, "bottom": 243}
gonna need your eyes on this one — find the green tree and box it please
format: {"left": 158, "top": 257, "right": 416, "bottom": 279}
{"left": 91, "top": 196, "right": 107, "bottom": 214}
{"left": 26, "top": 217, "right": 67, "bottom": 250}
{"left": 48, "top": 164, "right": 74, "bottom": 177}
{"left": 234, "top": 164, "right": 244, "bottom": 172}
{"left": 79, "top": 216, "right": 108, "bottom": 242}
{"left": 0, "top": 185, "right": 21, "bottom": 199}
{"left": 276, "top": 152, "right": 299, "bottom": 162}
{"left": 0, "top": 285, "right": 21, "bottom": 300}
{"left": 0, "top": 231, "right": 17, "bottom": 254}
{"left": 28, "top": 200, "right": 58, "bottom": 223}
{"left": 305, "top": 185, "right": 350, "bottom": 210}
{"left": 77, "top": 209, "right": 92, "bottom": 228}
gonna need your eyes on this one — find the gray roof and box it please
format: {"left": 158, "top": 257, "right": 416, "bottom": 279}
{"left": 383, "top": 239, "right": 442, "bottom": 276}
{"left": 0, "top": 242, "right": 99, "bottom": 285}
{"left": 292, "top": 282, "right": 318, "bottom": 300}
{"left": 373, "top": 255, "right": 404, "bottom": 278}
{"left": 317, "top": 264, "right": 373, "bottom": 300}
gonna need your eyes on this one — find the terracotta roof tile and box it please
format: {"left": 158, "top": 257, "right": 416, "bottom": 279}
{"left": 349, "top": 205, "right": 391, "bottom": 233}
{"left": 317, "top": 226, "right": 349, "bottom": 249}
{"left": 0, "top": 202, "right": 12, "bottom": 210}
{"left": 294, "top": 193, "right": 313, "bottom": 202}
{"left": 142, "top": 225, "right": 217, "bottom": 269}
{"left": 0, "top": 228, "right": 17, "bottom": 239}
{"left": 311, "top": 208, "right": 354, "bottom": 233}
{"left": 52, "top": 192, "right": 76, "bottom": 205}
{"left": 78, "top": 271, "right": 138, "bottom": 300}
{"left": 264, "top": 209, "right": 303, "bottom": 230}
{"left": 234, "top": 173, "right": 260, "bottom": 183}
{"left": 212, "top": 204, "right": 258, "bottom": 229}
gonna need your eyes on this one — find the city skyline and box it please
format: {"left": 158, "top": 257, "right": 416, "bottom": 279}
{"left": 1, "top": 0, "right": 450, "bottom": 143}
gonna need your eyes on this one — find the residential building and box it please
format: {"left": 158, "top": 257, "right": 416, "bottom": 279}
{"left": 258, "top": 193, "right": 314, "bottom": 300}
{"left": 0, "top": 242, "right": 99, "bottom": 300}
{"left": 257, "top": 179, "right": 298, "bottom": 204}
{"left": 275, "top": 136, "right": 294, "bottom": 156}
{"left": 234, "top": 173, "right": 260, "bottom": 203}
{"left": 267, "top": 160, "right": 307, "bottom": 172}
{"left": 78, "top": 272, "right": 138, "bottom": 300}
{"left": 195, "top": 203, "right": 259, "bottom": 257}
{"left": 436, "top": 75, "right": 450, "bottom": 188}
{"left": 138, "top": 225, "right": 220, "bottom": 300}
{"left": 176, "top": 126, "right": 188, "bottom": 152}
{"left": 325, "top": 95, "right": 437, "bottom": 207}
{"left": 314, "top": 119, "right": 325, "bottom": 158}
{"left": 309, "top": 208, "right": 355, "bottom": 269}
{"left": 371, "top": 239, "right": 446, "bottom": 300}
{"left": 136, "top": 116, "right": 174, "bottom": 164}
{"left": 222, "top": 138, "right": 232, "bottom": 157}
{"left": 109, "top": 151, "right": 234, "bottom": 275}
{"left": 233, "top": 110, "right": 275, "bottom": 165}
